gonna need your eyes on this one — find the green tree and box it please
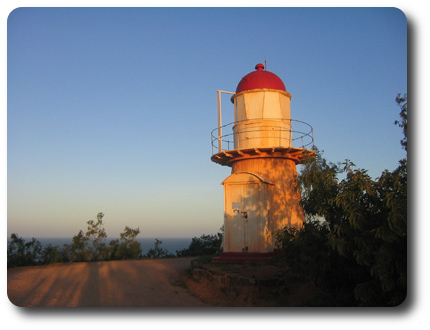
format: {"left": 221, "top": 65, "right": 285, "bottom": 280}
{"left": 40, "top": 244, "right": 62, "bottom": 264}
{"left": 115, "top": 226, "right": 142, "bottom": 259}
{"left": 7, "top": 234, "right": 43, "bottom": 268}
{"left": 7, "top": 233, "right": 26, "bottom": 268}
{"left": 298, "top": 146, "right": 341, "bottom": 230}
{"left": 176, "top": 230, "right": 223, "bottom": 257}
{"left": 145, "top": 239, "right": 174, "bottom": 258}
{"left": 276, "top": 95, "right": 407, "bottom": 306}
{"left": 69, "top": 230, "right": 89, "bottom": 262}
{"left": 85, "top": 212, "right": 108, "bottom": 261}
{"left": 395, "top": 93, "right": 407, "bottom": 151}
{"left": 107, "top": 239, "right": 120, "bottom": 260}
{"left": 275, "top": 220, "right": 360, "bottom": 306}
{"left": 60, "top": 243, "right": 72, "bottom": 263}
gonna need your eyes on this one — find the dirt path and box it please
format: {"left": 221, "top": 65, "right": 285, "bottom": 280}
{"left": 7, "top": 258, "right": 211, "bottom": 307}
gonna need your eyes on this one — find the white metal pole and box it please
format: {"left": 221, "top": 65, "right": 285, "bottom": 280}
{"left": 217, "top": 90, "right": 222, "bottom": 152}
{"left": 216, "top": 90, "right": 235, "bottom": 152}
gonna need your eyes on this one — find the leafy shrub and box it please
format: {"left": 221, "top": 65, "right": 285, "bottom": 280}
{"left": 8, "top": 213, "right": 145, "bottom": 266}
{"left": 176, "top": 230, "right": 223, "bottom": 257}
{"left": 145, "top": 239, "right": 175, "bottom": 258}
{"left": 115, "top": 226, "right": 142, "bottom": 260}
{"left": 7, "top": 234, "right": 43, "bottom": 268}
{"left": 276, "top": 95, "right": 407, "bottom": 306}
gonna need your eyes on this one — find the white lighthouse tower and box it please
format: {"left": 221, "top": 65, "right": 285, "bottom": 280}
{"left": 211, "top": 63, "right": 315, "bottom": 263}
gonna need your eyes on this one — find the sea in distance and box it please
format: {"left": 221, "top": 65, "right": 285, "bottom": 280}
{"left": 15, "top": 237, "right": 194, "bottom": 256}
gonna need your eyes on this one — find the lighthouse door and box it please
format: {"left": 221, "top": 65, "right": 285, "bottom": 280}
{"left": 225, "top": 182, "right": 260, "bottom": 252}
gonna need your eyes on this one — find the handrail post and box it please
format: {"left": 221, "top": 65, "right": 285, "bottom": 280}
{"left": 216, "top": 90, "right": 235, "bottom": 152}
{"left": 217, "top": 91, "right": 222, "bottom": 152}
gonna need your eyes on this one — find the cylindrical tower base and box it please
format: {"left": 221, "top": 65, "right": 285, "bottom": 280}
{"left": 232, "top": 157, "right": 305, "bottom": 235}
{"left": 219, "top": 155, "right": 305, "bottom": 255}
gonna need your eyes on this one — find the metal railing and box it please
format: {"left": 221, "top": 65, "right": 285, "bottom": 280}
{"left": 211, "top": 118, "right": 314, "bottom": 155}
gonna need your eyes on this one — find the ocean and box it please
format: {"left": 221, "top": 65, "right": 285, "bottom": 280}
{"left": 12, "top": 237, "right": 193, "bottom": 256}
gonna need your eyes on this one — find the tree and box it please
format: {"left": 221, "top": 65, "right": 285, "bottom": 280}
{"left": 115, "top": 226, "right": 142, "bottom": 259}
{"left": 275, "top": 220, "right": 360, "bottom": 306}
{"left": 60, "top": 243, "right": 72, "bottom": 263}
{"left": 107, "top": 239, "right": 120, "bottom": 260}
{"left": 276, "top": 95, "right": 407, "bottom": 306}
{"left": 85, "top": 212, "right": 108, "bottom": 261}
{"left": 7, "top": 233, "right": 26, "bottom": 268}
{"left": 176, "top": 231, "right": 223, "bottom": 257}
{"left": 7, "top": 213, "right": 146, "bottom": 265}
{"left": 69, "top": 230, "right": 89, "bottom": 262}
{"left": 298, "top": 146, "right": 341, "bottom": 230}
{"left": 145, "top": 239, "right": 174, "bottom": 259}
{"left": 40, "top": 244, "right": 62, "bottom": 264}
{"left": 7, "top": 234, "right": 43, "bottom": 268}
{"left": 395, "top": 93, "right": 407, "bottom": 151}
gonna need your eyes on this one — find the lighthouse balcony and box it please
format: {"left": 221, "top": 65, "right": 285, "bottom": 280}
{"left": 212, "top": 118, "right": 314, "bottom": 152}
{"left": 211, "top": 118, "right": 315, "bottom": 166}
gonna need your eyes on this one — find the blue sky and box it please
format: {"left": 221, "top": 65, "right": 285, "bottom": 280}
{"left": 7, "top": 7, "right": 407, "bottom": 238}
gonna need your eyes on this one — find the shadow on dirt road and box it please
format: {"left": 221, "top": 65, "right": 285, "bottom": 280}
{"left": 7, "top": 258, "right": 211, "bottom": 307}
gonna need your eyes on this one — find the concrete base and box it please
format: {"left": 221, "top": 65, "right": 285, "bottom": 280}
{"left": 212, "top": 249, "right": 284, "bottom": 264}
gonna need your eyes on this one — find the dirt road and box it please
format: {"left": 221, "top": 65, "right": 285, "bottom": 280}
{"left": 7, "top": 258, "right": 211, "bottom": 307}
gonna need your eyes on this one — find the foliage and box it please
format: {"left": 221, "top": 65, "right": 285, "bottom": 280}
{"left": 85, "top": 212, "right": 108, "bottom": 261}
{"left": 275, "top": 221, "right": 362, "bottom": 306}
{"left": 40, "top": 244, "right": 62, "bottom": 265}
{"left": 395, "top": 93, "right": 407, "bottom": 152}
{"left": 107, "top": 239, "right": 120, "bottom": 260}
{"left": 176, "top": 231, "right": 223, "bottom": 257}
{"left": 145, "top": 239, "right": 174, "bottom": 258}
{"left": 59, "top": 243, "right": 72, "bottom": 263}
{"left": 298, "top": 147, "right": 341, "bottom": 230}
{"left": 69, "top": 230, "right": 89, "bottom": 262}
{"left": 7, "top": 234, "right": 43, "bottom": 268}
{"left": 276, "top": 95, "right": 407, "bottom": 306}
{"left": 8, "top": 212, "right": 146, "bottom": 267}
{"left": 115, "top": 226, "right": 142, "bottom": 260}
{"left": 67, "top": 212, "right": 110, "bottom": 261}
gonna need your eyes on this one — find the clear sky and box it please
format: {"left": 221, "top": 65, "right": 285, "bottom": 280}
{"left": 7, "top": 7, "right": 407, "bottom": 238}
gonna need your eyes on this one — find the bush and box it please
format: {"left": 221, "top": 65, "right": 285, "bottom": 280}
{"left": 145, "top": 239, "right": 175, "bottom": 258}
{"left": 114, "top": 226, "right": 142, "bottom": 259}
{"left": 276, "top": 95, "right": 407, "bottom": 306}
{"left": 7, "top": 214, "right": 146, "bottom": 266}
{"left": 176, "top": 232, "right": 223, "bottom": 257}
{"left": 7, "top": 234, "right": 43, "bottom": 268}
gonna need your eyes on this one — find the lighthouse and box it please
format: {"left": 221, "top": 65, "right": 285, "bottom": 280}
{"left": 211, "top": 63, "right": 315, "bottom": 262}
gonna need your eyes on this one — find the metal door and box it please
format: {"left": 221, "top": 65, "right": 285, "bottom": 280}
{"left": 225, "top": 182, "right": 259, "bottom": 252}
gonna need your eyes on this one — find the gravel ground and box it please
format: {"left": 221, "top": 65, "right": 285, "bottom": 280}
{"left": 7, "top": 258, "right": 211, "bottom": 307}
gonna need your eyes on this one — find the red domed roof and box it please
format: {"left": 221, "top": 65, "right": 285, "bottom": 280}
{"left": 236, "top": 63, "right": 286, "bottom": 93}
